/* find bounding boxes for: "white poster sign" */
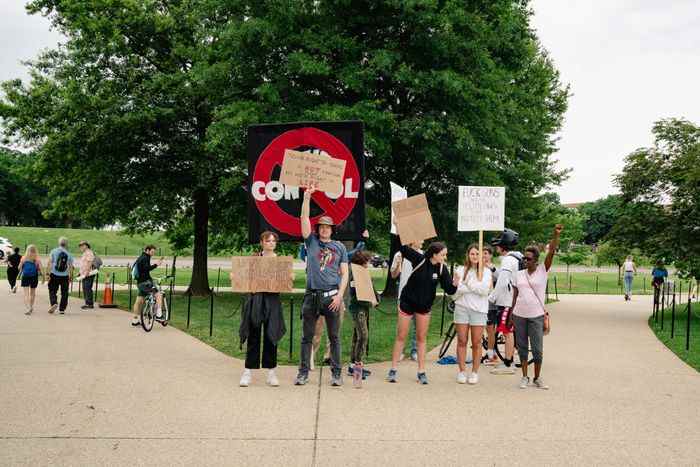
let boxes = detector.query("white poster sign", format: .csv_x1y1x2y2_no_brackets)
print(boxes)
390,181,408,234
457,186,505,232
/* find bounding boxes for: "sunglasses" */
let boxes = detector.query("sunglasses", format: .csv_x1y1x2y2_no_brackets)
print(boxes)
524,257,537,262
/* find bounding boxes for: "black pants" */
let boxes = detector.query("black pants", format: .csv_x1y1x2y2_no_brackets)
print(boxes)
83,275,95,306
7,268,19,289
48,274,69,311
299,291,341,375
245,319,277,369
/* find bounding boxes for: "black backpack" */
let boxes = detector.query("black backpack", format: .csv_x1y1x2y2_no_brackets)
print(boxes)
55,251,69,272
508,252,526,271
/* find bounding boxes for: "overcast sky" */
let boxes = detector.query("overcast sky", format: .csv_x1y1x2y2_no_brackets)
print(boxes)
2,1,699,204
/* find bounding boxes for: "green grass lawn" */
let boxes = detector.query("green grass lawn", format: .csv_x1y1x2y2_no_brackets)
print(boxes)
98,289,454,366
649,298,700,371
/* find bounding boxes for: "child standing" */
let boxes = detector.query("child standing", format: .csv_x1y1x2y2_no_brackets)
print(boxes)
348,251,379,385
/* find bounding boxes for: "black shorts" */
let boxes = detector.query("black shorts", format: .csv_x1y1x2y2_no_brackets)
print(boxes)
137,281,155,297
21,275,39,289
487,307,498,326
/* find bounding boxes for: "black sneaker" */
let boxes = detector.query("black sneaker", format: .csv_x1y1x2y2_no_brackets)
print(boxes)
323,357,332,365
81,305,94,310
362,368,372,380
347,365,355,376
294,372,309,386
330,372,343,387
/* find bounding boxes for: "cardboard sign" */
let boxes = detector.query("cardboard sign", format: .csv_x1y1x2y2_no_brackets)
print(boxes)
457,186,505,232
390,181,408,234
392,193,437,246
230,256,294,293
351,263,377,306
279,149,347,194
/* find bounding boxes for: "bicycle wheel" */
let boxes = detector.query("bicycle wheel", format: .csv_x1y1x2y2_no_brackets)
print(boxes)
141,299,155,332
438,322,456,358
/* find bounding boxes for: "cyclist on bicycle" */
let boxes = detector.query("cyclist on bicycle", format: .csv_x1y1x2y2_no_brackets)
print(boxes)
131,245,164,326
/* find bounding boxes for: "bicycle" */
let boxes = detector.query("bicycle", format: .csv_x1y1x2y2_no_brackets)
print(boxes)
140,276,173,332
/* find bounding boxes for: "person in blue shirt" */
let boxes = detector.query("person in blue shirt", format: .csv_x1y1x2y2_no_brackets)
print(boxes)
651,260,669,290
47,237,74,315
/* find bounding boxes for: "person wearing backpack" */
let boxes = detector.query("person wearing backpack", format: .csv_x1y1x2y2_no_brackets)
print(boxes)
78,241,100,310
510,224,562,390
47,237,74,315
131,245,163,326
18,245,44,315
386,235,459,385
488,228,523,375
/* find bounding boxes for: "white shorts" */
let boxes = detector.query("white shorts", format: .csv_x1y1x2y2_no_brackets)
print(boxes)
453,305,487,326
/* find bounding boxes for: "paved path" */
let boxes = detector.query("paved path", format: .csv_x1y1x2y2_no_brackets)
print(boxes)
2,288,699,466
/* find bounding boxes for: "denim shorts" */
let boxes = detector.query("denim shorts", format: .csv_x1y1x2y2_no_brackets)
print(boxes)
453,305,487,326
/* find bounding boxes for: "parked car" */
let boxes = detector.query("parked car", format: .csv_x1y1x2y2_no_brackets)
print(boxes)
0,237,14,262
370,254,389,268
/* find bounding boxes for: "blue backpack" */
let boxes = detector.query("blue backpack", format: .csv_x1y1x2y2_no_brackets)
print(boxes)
22,260,38,277
131,262,139,281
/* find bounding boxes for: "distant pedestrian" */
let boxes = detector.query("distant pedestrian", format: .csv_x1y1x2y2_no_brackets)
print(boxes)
6,247,21,293
47,237,74,315
19,245,44,315
78,241,97,309
623,255,637,301
651,260,668,290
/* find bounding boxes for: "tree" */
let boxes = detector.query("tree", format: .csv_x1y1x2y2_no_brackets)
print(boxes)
0,148,53,226
595,240,628,285
612,118,700,281
1,1,568,296
558,244,590,276
579,195,623,245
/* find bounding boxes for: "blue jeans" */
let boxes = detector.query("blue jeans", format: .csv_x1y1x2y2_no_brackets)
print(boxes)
624,272,634,295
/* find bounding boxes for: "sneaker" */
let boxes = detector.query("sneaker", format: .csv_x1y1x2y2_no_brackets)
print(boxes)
131,318,141,326
48,304,57,314
491,363,515,375
267,370,280,387
239,369,252,387
155,307,163,319
519,376,530,389
410,350,418,361
386,368,398,383
81,305,94,310
533,377,549,390
323,357,332,366
12,286,17,293
347,365,355,376
417,372,429,385
24,307,32,316
330,373,343,387
484,356,499,366
456,372,467,384
59,310,65,315
294,372,309,386
310,348,316,371
468,372,479,385
361,368,371,380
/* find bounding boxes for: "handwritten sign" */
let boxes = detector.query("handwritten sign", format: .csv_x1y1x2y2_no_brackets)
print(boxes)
457,186,505,232
279,149,347,194
390,181,408,234
351,264,377,306
392,193,437,245
230,256,294,293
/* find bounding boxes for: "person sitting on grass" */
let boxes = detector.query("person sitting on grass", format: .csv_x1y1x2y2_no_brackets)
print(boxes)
347,250,379,381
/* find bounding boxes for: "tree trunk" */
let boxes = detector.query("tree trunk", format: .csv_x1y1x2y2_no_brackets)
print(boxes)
382,234,401,298
617,264,622,286
188,188,210,296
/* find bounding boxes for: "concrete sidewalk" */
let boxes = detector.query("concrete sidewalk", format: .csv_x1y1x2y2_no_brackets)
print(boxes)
2,288,700,466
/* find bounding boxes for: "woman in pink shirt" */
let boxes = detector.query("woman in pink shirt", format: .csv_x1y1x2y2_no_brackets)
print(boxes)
509,224,562,390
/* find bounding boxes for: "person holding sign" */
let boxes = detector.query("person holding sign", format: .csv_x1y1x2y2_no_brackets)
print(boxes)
294,187,349,387
238,231,287,387
509,225,562,390
347,251,379,384
452,244,493,384
387,236,458,385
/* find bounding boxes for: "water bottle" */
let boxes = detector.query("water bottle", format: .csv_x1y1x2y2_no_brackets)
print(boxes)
353,362,362,388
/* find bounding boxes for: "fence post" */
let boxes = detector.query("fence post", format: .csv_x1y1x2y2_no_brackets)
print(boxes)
671,284,676,338
685,295,691,352
545,279,549,302
95,272,100,302
186,293,192,329
209,288,214,337
643,277,646,293
289,297,294,360
554,275,559,300
595,275,599,293
659,284,665,324
104,246,107,256
569,274,572,292
216,267,221,293
128,263,133,312
661,287,665,330
169,280,174,319
123,246,126,256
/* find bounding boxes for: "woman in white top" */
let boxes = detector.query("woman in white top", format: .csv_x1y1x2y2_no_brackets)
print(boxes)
452,243,492,384
623,255,636,301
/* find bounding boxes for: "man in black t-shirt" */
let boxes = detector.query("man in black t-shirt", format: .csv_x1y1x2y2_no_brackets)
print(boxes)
6,247,21,293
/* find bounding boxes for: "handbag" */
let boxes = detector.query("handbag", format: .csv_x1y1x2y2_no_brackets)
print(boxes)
525,271,550,335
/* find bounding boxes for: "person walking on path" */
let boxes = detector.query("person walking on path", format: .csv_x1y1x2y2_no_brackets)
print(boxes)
651,260,668,292
510,224,562,390
347,251,379,382
131,245,163,326
390,240,423,362
452,243,492,385
239,231,287,387
6,247,21,293
387,236,458,385
78,241,97,309
47,237,74,315
18,245,44,315
623,255,637,301
483,246,500,366
489,228,523,375
294,187,349,387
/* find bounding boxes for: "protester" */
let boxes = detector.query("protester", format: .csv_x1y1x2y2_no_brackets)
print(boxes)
651,260,668,292
295,187,349,387
131,245,163,326
488,228,523,375
239,231,287,387
18,245,44,315
387,236,458,384
47,237,74,315
390,240,423,362
623,255,637,301
347,250,379,382
483,246,500,366
510,224,562,390
6,247,21,293
452,244,492,384
78,241,97,309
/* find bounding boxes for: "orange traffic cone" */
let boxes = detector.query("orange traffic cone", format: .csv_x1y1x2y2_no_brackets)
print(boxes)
99,273,118,308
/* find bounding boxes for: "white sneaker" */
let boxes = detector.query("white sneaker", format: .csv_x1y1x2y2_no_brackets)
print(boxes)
533,377,549,390
456,372,467,384
491,363,515,375
468,372,479,385
239,369,252,387
48,304,57,314
267,369,279,387
24,305,32,315
310,348,316,371
519,376,530,389
156,307,163,319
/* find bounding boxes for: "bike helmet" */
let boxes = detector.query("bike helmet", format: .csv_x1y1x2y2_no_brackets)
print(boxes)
491,228,519,249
